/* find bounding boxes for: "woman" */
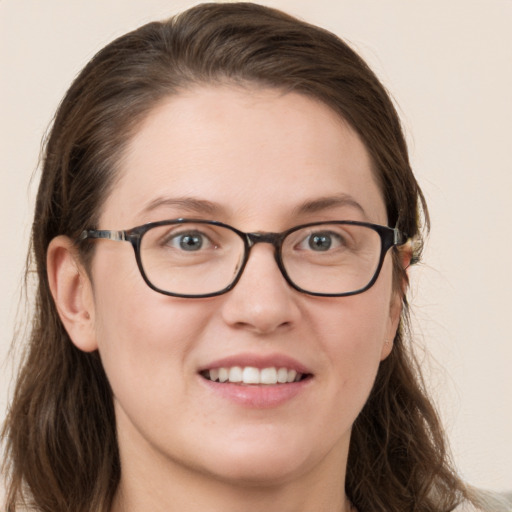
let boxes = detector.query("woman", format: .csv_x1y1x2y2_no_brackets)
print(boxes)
1,3,508,511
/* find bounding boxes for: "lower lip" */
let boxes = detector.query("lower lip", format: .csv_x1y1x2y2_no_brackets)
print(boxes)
199,376,311,408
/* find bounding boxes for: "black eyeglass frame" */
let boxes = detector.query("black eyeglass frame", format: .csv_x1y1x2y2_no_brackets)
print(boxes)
78,219,407,299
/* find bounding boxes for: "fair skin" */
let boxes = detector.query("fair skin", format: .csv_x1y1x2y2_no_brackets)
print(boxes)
48,86,407,512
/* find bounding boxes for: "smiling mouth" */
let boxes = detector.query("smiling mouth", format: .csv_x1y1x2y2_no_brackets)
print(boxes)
200,366,310,385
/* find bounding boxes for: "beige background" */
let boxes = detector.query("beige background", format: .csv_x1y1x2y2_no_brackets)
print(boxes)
1,0,511,493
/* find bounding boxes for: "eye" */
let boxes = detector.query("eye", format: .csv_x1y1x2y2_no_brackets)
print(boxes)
166,230,213,251
298,230,345,252
309,232,336,251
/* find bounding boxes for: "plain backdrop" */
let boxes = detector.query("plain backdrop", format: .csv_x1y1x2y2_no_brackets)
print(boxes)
1,0,511,494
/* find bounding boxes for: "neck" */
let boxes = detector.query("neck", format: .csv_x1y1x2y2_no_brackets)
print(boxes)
111,474,354,512
110,425,353,512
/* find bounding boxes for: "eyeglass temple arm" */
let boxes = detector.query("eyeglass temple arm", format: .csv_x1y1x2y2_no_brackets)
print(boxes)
393,227,408,246
78,229,128,242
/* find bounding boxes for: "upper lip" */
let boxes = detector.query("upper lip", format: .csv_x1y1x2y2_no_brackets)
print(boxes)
198,353,312,374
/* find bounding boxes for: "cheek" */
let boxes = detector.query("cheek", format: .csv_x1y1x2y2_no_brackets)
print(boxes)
89,249,210,408
308,267,395,396
313,290,392,358
320,305,384,392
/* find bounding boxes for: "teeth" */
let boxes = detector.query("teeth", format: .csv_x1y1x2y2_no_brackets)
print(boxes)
228,366,242,383
243,367,260,384
277,367,288,383
205,366,304,385
260,367,277,385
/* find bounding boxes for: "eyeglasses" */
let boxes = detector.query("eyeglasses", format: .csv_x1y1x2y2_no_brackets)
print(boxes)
78,219,406,298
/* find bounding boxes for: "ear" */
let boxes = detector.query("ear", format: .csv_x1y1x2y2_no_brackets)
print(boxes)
380,243,413,360
47,235,98,352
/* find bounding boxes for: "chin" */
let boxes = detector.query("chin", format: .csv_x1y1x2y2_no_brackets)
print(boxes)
208,456,310,488
193,434,324,487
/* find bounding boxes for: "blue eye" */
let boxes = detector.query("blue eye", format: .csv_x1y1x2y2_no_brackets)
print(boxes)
308,232,334,251
177,233,203,251
303,231,345,252
167,231,210,251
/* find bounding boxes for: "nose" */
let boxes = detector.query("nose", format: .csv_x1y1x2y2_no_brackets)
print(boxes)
220,243,301,335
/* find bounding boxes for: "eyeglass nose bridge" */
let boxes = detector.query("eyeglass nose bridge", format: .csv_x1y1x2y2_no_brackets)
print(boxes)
245,231,285,248
240,231,289,281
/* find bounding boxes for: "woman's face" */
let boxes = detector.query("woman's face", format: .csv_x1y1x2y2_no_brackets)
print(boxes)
81,86,401,488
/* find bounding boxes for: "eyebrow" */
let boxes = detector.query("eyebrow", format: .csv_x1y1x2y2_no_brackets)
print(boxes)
294,194,367,217
139,193,367,220
140,196,222,217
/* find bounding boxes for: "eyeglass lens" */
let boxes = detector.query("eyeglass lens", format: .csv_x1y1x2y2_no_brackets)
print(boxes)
139,222,383,296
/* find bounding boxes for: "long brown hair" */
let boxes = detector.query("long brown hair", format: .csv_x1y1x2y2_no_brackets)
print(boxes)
1,3,487,511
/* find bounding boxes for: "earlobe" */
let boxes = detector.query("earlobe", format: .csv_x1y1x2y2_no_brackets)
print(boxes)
381,297,401,361
380,338,393,360
47,236,98,352
381,244,412,361
380,287,402,360
399,242,413,276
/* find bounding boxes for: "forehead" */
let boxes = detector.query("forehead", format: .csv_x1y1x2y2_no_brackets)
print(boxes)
102,85,386,229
